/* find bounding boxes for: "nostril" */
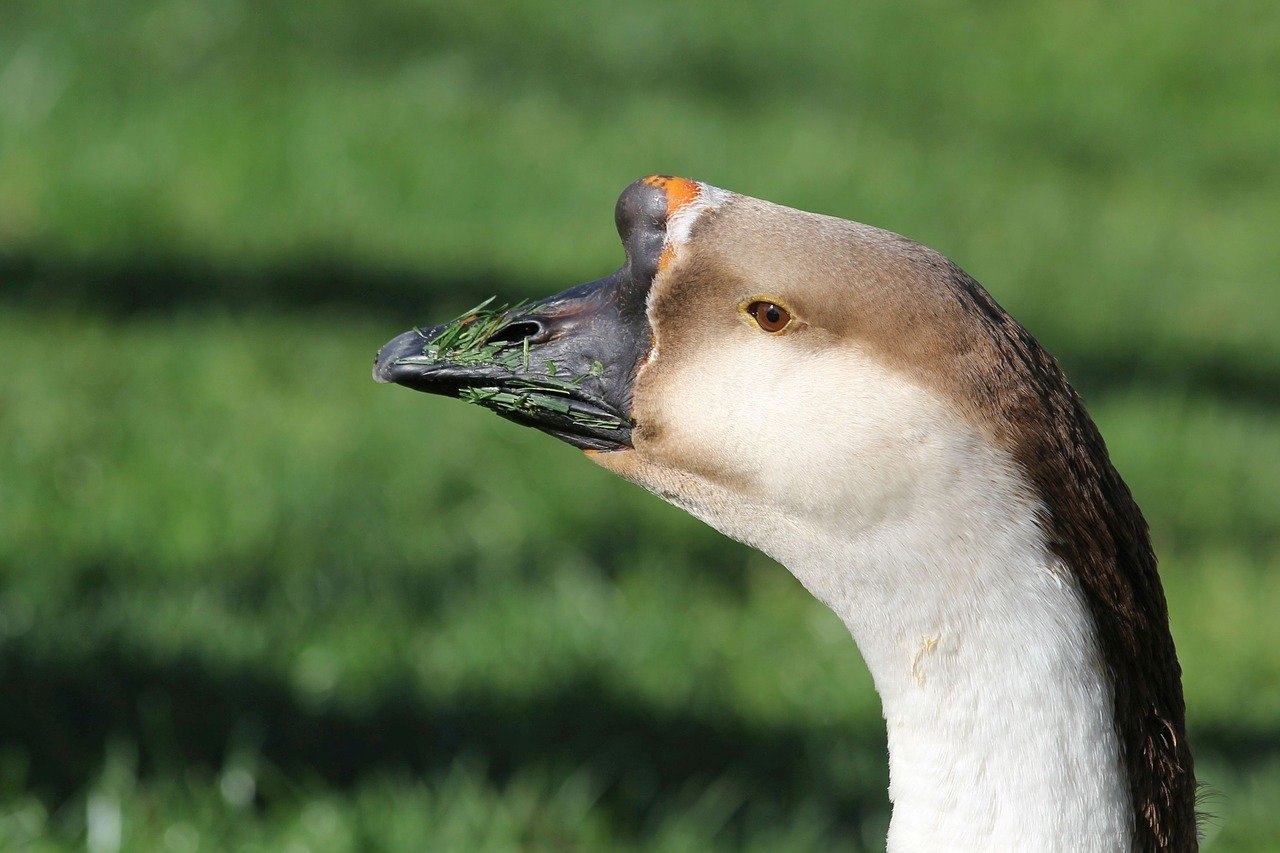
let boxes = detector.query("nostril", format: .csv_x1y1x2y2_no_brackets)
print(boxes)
485,319,544,346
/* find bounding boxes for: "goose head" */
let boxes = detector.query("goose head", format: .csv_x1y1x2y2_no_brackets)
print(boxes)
374,176,1197,850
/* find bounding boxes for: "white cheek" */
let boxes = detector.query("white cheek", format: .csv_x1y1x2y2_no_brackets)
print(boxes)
648,337,953,532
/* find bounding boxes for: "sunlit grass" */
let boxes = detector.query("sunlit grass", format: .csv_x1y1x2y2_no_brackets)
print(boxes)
1,309,1276,848
2,0,1277,847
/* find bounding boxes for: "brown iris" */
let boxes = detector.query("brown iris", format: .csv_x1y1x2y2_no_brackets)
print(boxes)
748,301,791,333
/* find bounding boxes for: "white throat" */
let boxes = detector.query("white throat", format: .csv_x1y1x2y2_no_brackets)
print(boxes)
808,484,1134,852
626,350,1133,850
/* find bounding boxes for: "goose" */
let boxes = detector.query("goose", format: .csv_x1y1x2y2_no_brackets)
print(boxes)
373,175,1197,851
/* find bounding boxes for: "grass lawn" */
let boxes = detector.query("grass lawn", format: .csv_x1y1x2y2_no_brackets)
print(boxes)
2,1,1278,849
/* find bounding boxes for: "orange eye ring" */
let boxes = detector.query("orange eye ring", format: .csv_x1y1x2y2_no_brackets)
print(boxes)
747,300,792,333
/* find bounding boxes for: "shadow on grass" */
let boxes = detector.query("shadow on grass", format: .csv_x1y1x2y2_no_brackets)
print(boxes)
4,250,1278,409
0,638,887,843
0,251,545,321
1191,722,1280,773
1,636,1271,842
1060,350,1280,413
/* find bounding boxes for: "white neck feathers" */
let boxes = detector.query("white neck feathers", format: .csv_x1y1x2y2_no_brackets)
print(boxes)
809,448,1133,851
620,349,1134,850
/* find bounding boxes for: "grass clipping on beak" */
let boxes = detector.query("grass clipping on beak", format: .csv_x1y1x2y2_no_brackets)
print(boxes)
396,298,628,433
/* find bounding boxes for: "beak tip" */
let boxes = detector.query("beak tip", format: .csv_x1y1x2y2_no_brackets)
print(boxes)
373,329,431,385
372,350,396,384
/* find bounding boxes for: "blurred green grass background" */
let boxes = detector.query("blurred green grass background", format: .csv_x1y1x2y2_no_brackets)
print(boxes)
2,1,1278,849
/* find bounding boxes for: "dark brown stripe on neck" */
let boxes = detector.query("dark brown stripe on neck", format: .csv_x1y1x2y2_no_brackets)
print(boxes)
941,261,1198,851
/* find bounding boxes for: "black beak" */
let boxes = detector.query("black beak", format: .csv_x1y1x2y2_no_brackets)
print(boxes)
373,273,651,451
374,177,675,452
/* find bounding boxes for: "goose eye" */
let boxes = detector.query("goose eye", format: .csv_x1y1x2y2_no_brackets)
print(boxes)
748,301,791,333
